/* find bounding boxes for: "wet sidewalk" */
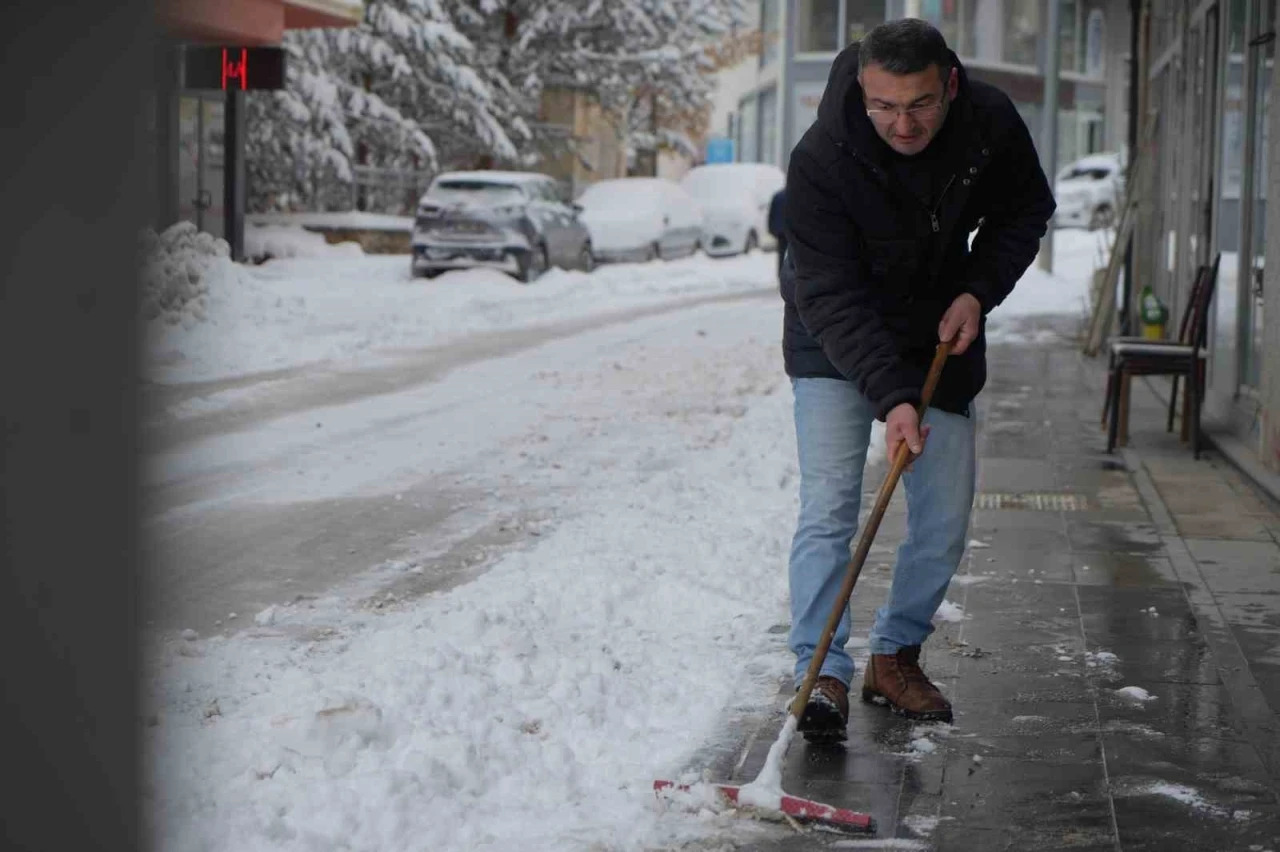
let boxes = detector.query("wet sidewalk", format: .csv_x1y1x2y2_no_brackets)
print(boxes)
699,316,1280,850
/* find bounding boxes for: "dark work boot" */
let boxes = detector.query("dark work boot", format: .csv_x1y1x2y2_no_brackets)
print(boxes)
861,646,953,723
796,675,850,743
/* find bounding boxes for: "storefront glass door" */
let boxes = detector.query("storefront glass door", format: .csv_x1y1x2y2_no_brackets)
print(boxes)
176,94,225,237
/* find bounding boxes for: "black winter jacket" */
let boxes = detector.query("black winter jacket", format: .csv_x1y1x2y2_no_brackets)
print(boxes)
781,46,1055,420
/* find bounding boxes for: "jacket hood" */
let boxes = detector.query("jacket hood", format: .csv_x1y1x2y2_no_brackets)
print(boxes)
816,43,973,162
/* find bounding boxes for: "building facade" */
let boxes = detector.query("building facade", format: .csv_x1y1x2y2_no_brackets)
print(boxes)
537,87,629,196
153,0,363,254
717,0,1130,177
1130,0,1278,473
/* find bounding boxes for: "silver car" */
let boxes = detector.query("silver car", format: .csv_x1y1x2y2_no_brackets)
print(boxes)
411,171,594,282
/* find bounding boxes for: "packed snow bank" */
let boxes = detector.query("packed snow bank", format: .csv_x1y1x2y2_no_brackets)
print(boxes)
248,211,413,232
245,225,364,263
143,220,1101,388
140,223,247,326
142,224,312,381
144,248,776,385
143,301,799,851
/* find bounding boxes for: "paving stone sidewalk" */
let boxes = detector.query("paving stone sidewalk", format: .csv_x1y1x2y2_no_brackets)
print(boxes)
686,316,1280,851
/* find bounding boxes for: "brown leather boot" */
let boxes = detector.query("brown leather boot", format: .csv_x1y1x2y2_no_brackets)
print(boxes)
796,675,849,743
861,646,953,723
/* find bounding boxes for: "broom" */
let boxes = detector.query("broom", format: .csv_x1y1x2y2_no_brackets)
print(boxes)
654,341,953,834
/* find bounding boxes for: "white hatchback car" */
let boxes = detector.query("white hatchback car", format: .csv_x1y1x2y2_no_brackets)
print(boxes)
680,163,786,257
1054,153,1126,230
576,178,704,263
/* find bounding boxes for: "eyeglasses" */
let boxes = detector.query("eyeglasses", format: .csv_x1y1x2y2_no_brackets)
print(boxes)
865,100,945,123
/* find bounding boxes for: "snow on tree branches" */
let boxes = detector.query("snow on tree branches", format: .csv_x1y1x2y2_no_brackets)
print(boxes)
247,0,751,211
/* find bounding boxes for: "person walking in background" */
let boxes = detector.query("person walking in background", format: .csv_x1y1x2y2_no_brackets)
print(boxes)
768,187,788,283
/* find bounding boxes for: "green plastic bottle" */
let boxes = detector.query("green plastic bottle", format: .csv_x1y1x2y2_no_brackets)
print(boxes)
1139,286,1168,338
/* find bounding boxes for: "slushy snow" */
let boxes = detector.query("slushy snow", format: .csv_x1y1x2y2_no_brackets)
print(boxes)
244,224,365,262
143,294,801,852
1116,686,1157,702
142,222,1105,851
933,600,966,623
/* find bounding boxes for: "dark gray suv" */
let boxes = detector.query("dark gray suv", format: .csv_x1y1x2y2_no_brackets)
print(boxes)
411,171,594,282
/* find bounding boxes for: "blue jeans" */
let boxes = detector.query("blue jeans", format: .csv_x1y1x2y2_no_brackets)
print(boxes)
788,377,977,688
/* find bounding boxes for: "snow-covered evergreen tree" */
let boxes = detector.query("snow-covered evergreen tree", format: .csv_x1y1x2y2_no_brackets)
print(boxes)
247,0,528,210
247,0,750,210
476,0,750,163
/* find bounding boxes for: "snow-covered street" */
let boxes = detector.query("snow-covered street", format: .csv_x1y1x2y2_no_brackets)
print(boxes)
142,229,1106,852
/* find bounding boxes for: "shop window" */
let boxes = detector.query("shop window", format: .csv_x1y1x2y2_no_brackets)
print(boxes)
1084,7,1106,76
845,0,885,43
917,0,979,62
761,0,781,66
739,94,760,163
1003,0,1041,67
1060,0,1081,73
759,87,778,166
797,0,840,53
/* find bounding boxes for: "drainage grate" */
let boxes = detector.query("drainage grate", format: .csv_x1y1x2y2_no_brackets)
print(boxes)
974,492,1090,511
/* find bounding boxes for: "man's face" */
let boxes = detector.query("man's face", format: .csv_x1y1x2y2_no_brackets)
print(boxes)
860,63,958,156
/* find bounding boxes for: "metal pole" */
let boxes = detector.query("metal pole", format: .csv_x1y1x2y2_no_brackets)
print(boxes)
1038,0,1062,273
224,88,245,262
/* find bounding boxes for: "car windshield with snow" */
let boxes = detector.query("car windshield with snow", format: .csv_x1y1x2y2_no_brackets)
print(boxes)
411,171,594,283
576,178,703,263
425,180,526,208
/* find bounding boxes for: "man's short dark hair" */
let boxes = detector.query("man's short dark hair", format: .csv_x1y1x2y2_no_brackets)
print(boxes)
858,19,952,81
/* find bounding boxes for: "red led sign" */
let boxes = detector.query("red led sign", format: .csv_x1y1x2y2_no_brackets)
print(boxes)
222,48,247,90
184,46,286,91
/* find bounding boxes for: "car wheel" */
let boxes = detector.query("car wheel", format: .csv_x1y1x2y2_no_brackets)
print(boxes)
518,244,548,283
579,244,596,273
412,267,441,279
1089,204,1115,231
744,230,759,254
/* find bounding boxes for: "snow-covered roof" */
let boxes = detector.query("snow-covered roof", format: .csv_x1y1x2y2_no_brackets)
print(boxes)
434,171,554,186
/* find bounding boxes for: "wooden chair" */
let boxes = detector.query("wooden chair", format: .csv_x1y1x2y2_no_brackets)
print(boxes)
1103,253,1221,459
1099,263,1205,431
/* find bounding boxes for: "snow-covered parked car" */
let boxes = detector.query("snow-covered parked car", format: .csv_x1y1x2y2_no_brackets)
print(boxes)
1054,153,1126,230
411,171,594,282
576,178,704,263
680,163,786,257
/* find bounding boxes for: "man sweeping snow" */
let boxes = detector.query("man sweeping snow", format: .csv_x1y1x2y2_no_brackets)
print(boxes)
780,19,1054,739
